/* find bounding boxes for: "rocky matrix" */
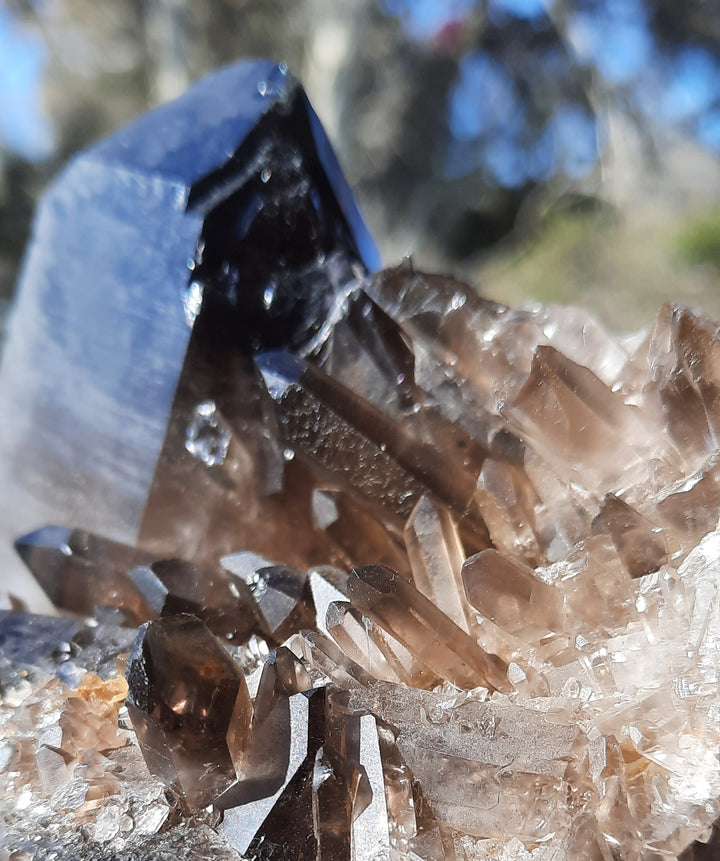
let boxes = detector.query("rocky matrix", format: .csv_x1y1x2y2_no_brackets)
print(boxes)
4,263,720,859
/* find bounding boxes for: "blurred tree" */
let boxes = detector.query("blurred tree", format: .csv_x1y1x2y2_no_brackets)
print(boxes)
2,0,720,302
0,152,42,307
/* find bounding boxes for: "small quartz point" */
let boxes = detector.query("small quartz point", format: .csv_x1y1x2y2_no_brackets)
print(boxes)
375,721,418,853
223,559,312,642
474,458,545,566
592,494,667,578
461,549,565,641
653,453,720,546
548,534,634,632
128,557,259,640
219,655,296,809
323,583,438,688
347,564,510,692
285,630,375,690
326,601,404,684
218,689,326,858
274,644,315,695
318,288,418,419
363,264,523,402
312,709,370,861
328,602,439,689
309,565,349,639
503,345,646,488
649,306,720,462
404,495,471,632
15,525,154,625
125,614,252,809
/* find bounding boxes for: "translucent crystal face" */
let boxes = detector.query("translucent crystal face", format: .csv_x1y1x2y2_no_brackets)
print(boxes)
7,265,720,860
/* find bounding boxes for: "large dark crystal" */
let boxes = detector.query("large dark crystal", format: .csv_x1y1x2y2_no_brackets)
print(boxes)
0,59,379,602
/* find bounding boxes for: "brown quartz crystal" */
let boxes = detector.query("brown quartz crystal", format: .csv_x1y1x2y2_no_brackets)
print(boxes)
11,266,720,860
125,615,252,809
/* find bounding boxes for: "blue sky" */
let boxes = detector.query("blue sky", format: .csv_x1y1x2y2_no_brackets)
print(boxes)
0,5,52,161
383,0,720,184
2,0,720,185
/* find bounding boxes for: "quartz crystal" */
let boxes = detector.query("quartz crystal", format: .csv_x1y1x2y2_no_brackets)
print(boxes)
5,60,720,861
125,614,252,809
0,59,379,606
15,525,153,625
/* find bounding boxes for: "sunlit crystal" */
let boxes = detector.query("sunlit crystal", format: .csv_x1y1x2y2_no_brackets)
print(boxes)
5,59,720,861
185,400,232,466
125,615,252,809
15,526,154,626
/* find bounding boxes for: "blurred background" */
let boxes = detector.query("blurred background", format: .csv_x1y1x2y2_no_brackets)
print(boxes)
2,0,720,332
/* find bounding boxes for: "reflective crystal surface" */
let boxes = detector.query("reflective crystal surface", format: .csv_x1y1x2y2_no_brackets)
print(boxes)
15,526,154,626
125,615,252,809
5,59,720,861
222,560,312,642
0,58,379,606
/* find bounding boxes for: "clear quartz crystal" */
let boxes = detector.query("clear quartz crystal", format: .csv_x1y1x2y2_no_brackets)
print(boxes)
404,495,472,632
185,400,232,467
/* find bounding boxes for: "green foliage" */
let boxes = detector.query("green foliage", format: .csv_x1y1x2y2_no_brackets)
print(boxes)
676,213,720,272
477,202,720,332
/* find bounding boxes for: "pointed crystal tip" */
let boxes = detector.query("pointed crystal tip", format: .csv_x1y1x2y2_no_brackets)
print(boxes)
255,351,305,399
15,525,74,560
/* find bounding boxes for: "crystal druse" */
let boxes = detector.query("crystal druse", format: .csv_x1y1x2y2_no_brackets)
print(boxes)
2,60,720,861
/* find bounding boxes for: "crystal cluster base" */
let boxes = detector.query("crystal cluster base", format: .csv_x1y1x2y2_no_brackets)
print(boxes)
5,267,720,860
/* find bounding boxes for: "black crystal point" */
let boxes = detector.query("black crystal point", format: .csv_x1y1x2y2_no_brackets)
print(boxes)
189,86,372,353
0,60,379,591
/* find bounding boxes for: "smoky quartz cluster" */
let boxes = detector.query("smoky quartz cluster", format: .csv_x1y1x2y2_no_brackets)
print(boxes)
2,60,720,861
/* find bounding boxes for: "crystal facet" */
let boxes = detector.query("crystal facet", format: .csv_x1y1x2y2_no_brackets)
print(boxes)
0,59,379,603
125,614,252,809
6,58,720,861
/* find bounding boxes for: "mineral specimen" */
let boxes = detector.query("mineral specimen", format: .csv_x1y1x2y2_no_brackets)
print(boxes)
0,58,380,606
4,60,720,861
125,614,252,809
